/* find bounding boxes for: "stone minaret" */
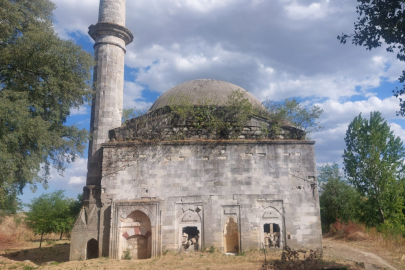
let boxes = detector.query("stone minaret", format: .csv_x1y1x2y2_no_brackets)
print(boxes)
70,1,133,260
87,0,133,186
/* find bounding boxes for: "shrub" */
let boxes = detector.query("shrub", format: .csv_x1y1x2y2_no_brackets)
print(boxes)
261,247,322,270
329,220,368,241
123,249,132,260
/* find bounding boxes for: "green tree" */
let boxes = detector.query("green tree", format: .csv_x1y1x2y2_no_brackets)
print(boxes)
318,163,361,230
263,98,323,136
343,111,405,226
25,190,81,247
0,0,93,212
338,0,405,115
122,108,147,124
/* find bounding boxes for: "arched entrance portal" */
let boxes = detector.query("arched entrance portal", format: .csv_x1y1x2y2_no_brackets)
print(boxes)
224,217,239,253
87,239,99,259
178,210,202,252
121,211,152,260
261,207,283,249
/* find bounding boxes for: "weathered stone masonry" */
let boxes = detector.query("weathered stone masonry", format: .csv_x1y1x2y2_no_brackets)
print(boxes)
70,0,322,261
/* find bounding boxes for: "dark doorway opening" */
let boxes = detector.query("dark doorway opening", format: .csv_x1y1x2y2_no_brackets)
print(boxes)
87,239,99,259
264,224,271,233
182,227,200,251
263,223,281,248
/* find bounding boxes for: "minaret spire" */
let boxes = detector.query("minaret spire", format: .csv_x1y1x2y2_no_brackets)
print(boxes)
87,0,133,185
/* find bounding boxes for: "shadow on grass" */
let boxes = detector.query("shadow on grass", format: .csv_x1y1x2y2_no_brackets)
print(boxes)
1,242,70,266
260,259,353,270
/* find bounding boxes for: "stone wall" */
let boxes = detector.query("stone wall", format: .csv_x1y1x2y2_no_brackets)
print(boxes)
110,109,306,142
96,140,321,258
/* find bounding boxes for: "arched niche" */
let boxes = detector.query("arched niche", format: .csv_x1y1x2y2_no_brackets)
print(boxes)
224,217,239,254
261,207,283,249
120,210,152,260
178,210,202,252
87,239,99,259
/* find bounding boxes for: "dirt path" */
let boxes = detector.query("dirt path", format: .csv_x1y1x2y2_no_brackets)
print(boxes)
323,238,401,270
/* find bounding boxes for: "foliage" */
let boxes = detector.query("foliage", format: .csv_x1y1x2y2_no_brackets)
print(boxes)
121,92,321,142
318,163,361,230
329,220,368,241
25,190,82,248
338,0,405,115
343,111,405,226
122,108,147,124
261,247,321,270
170,90,256,139
262,98,323,136
123,249,132,260
0,0,93,213
0,191,21,219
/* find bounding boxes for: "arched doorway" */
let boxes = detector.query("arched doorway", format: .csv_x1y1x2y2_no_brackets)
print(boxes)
87,239,99,259
261,207,283,248
121,210,152,260
178,210,202,252
224,217,239,253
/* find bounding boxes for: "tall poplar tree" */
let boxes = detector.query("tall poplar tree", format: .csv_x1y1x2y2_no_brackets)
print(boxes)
343,112,405,226
0,0,93,212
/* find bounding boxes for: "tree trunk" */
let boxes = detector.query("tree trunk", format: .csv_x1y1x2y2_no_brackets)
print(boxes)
379,206,385,224
40,232,44,249
60,231,63,240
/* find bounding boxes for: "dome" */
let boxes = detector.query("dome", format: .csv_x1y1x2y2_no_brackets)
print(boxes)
149,79,263,112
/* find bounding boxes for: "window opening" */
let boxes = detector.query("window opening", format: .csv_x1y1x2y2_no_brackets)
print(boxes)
182,227,200,251
263,223,281,248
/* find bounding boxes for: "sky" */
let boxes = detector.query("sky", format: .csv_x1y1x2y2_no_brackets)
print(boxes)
19,0,405,204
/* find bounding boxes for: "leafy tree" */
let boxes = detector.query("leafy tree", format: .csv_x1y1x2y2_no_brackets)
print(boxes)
25,190,81,247
343,111,405,226
122,108,147,124
318,163,361,230
262,98,323,135
338,0,405,115
0,0,93,212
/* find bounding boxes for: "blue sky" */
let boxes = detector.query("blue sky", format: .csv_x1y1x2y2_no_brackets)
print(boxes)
19,0,405,204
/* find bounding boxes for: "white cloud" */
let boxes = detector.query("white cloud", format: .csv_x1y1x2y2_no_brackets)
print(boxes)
70,106,88,116
49,158,88,190
68,176,86,185
123,81,153,109
285,1,328,20
313,96,405,165
52,0,405,104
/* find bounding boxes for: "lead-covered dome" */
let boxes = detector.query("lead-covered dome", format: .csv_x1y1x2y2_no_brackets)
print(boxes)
149,79,263,112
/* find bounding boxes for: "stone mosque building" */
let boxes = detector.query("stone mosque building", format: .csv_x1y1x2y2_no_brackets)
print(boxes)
70,0,322,261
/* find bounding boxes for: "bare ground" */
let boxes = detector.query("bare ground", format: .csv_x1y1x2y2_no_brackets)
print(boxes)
0,238,403,270
322,238,403,270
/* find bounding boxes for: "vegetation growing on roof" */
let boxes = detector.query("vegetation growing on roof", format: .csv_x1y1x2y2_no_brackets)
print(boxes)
119,90,323,142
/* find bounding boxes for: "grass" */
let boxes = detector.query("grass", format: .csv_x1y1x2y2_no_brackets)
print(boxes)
328,220,405,253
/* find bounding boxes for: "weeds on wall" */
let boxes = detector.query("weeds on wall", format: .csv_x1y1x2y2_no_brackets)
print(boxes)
118,90,317,142
123,249,132,260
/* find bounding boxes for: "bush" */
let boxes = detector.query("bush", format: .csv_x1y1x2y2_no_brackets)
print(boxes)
123,249,131,260
261,247,322,270
329,220,368,241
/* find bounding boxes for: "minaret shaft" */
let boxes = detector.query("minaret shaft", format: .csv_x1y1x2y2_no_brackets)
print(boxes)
87,0,133,185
